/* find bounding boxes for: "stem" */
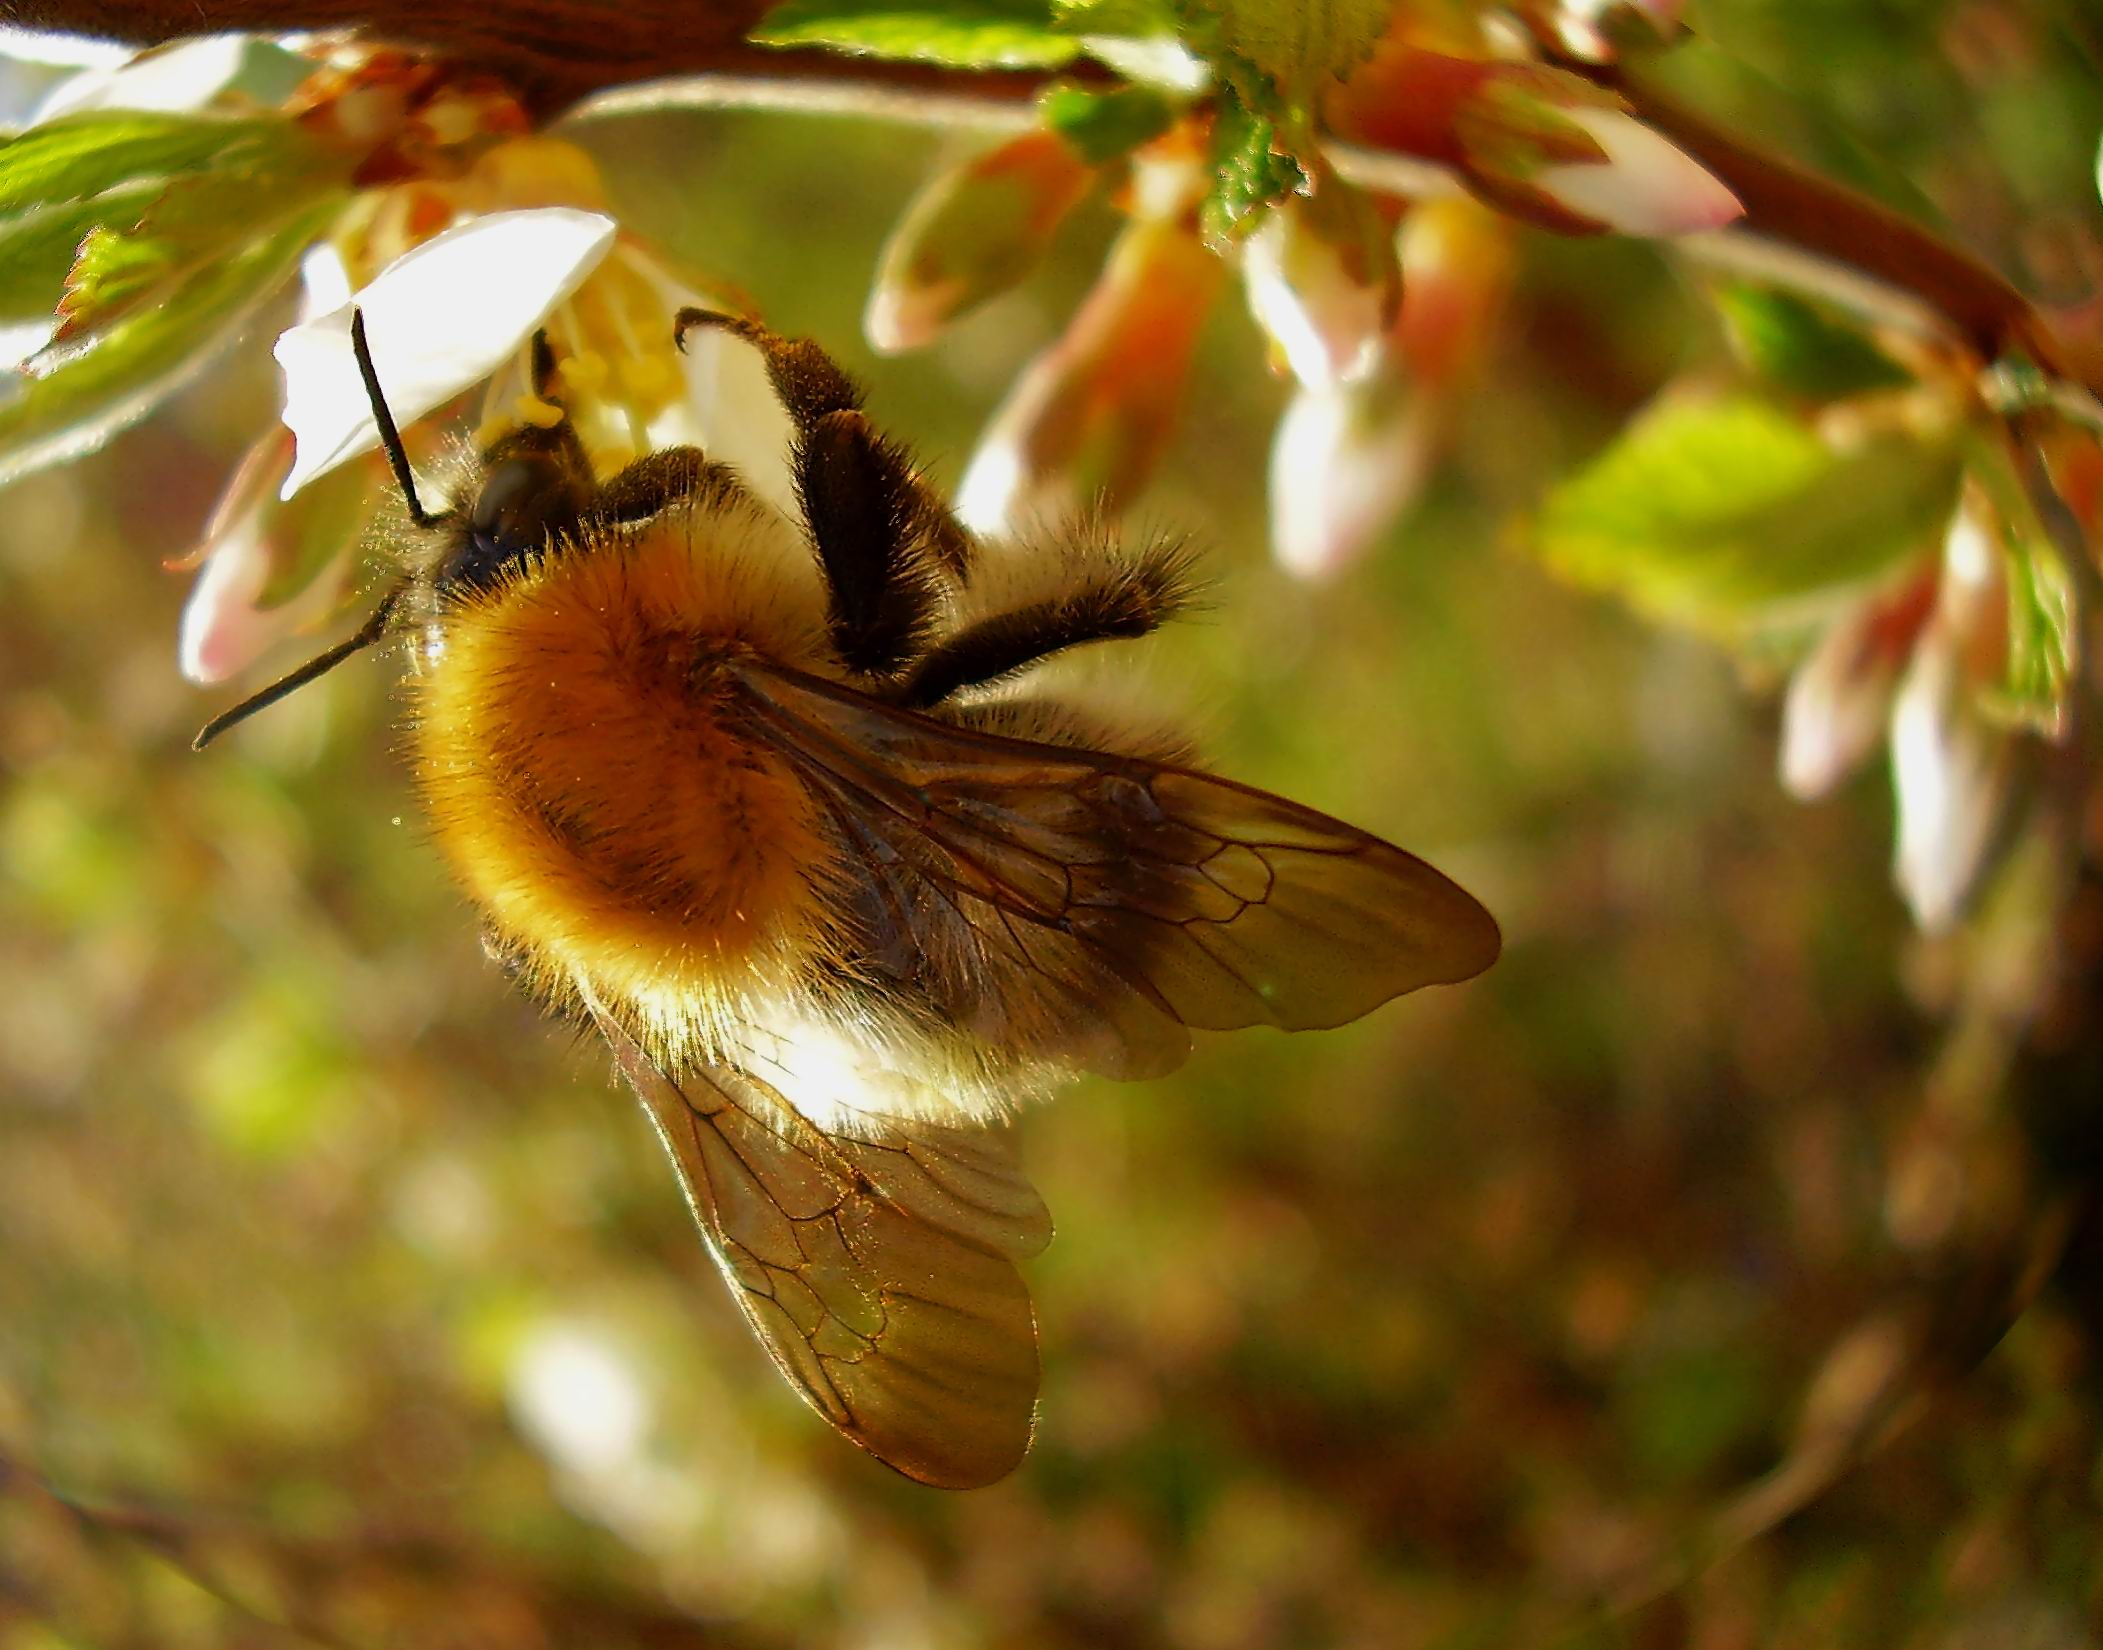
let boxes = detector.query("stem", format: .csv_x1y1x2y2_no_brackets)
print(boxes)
7,0,2098,404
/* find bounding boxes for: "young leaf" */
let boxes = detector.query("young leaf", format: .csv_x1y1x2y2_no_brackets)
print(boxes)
1038,83,1176,165
750,0,1082,67
1713,284,1912,402
1536,395,1961,637
1990,532,2075,739
0,194,343,487
0,111,316,216
54,157,341,341
1173,0,1391,105
0,182,160,320
1201,84,1303,245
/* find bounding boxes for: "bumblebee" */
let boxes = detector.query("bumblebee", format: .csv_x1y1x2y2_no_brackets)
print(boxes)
197,310,1500,1487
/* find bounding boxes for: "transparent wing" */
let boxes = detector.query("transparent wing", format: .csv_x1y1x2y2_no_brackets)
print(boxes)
587,999,1051,1489
735,661,1502,1081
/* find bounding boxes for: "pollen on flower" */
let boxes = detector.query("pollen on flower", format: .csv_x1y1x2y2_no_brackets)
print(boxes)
616,354,676,401
562,351,611,393
516,395,567,429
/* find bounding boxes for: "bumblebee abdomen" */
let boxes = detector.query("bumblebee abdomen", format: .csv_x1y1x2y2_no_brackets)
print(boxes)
409,504,837,1066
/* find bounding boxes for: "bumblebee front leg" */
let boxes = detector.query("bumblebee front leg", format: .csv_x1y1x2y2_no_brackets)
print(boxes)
675,310,971,676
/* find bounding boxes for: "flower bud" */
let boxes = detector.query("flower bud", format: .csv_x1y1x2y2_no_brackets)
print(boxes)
178,430,364,685
1327,46,1739,238
1778,567,1937,801
1530,0,1687,62
1241,195,1390,390
1889,501,2012,931
1392,197,1513,390
1269,362,1432,578
866,129,1095,355
958,196,1224,535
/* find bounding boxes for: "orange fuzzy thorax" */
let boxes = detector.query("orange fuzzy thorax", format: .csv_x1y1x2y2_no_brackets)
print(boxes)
409,498,836,1069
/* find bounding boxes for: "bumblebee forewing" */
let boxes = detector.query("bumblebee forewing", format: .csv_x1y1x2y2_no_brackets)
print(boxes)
733,661,1501,1079
587,997,1047,1489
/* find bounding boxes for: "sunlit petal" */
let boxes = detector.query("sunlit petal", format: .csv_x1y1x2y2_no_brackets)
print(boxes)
1533,107,1741,237
669,307,801,522
1778,570,1936,801
959,206,1222,536
1242,198,1388,390
275,207,616,498
32,33,251,119
1890,621,2009,933
866,129,1093,355
180,431,357,684
1269,367,1431,579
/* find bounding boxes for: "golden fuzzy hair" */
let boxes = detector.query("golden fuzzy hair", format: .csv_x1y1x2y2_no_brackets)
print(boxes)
408,492,838,1074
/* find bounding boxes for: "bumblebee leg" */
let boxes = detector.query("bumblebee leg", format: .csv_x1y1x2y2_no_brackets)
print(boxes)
588,446,746,526
676,309,965,673
898,538,1196,709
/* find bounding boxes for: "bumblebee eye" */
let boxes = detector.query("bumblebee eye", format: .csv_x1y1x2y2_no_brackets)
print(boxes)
448,455,585,590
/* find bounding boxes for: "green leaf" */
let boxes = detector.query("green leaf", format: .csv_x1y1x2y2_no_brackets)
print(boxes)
54,153,340,340
1200,83,1303,245
1714,284,1912,402
1038,83,1176,165
0,111,314,216
1052,0,1178,35
1536,396,1961,637
0,193,344,488
0,182,160,321
750,0,1081,67
1173,0,1389,104
1991,531,2075,739
1964,442,2078,740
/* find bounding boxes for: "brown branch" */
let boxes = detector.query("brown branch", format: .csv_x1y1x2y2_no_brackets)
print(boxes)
1596,64,2102,398
4,0,2098,405
0,0,1063,112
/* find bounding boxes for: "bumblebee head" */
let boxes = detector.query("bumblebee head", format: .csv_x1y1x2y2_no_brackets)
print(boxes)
440,420,596,594
193,309,589,750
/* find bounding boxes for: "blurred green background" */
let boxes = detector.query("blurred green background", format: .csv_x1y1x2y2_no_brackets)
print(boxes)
3,4,2102,1645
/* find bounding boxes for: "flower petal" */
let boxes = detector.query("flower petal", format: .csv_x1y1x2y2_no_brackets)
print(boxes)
275,207,616,499
1890,620,2009,933
670,313,801,523
1534,107,1741,237
32,34,252,120
1242,198,1388,390
866,129,1093,355
181,430,360,684
1778,569,1937,801
1269,366,1431,579
958,208,1223,536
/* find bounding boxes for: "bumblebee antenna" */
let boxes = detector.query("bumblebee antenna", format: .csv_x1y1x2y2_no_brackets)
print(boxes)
191,579,409,751
351,308,438,530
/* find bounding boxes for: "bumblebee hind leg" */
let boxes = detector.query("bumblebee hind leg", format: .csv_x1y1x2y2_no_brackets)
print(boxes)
898,535,1198,709
675,310,971,675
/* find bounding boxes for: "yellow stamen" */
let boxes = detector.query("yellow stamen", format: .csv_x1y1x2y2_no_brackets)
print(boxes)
516,395,566,429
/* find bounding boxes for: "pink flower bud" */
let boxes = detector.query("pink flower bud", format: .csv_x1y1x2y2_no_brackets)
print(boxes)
958,205,1224,535
1531,0,1687,62
866,129,1095,355
1888,501,2012,932
1327,46,1739,238
1241,196,1390,390
178,430,364,686
1530,106,1740,237
1778,567,1937,801
1391,197,1514,391
1269,362,1433,579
